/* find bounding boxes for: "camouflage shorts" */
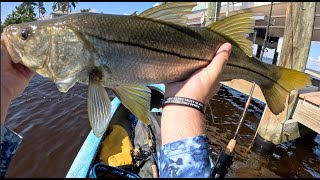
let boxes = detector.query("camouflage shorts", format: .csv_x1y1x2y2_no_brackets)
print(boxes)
1,126,23,178
158,134,212,178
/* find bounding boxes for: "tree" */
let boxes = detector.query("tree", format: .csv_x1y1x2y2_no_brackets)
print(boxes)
52,2,60,12
1,24,5,33
52,2,78,14
37,2,46,17
19,3,36,23
52,2,65,14
1,3,36,32
67,2,78,13
80,8,91,13
21,2,37,18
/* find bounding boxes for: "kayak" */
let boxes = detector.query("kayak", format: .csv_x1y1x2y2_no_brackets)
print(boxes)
66,84,165,178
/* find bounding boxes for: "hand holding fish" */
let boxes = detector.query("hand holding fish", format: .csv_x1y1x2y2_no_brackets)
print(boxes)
161,43,232,145
1,39,34,101
1,38,34,125
164,43,232,104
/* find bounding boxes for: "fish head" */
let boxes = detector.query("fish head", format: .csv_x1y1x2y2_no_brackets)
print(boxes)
2,20,92,92
2,22,50,70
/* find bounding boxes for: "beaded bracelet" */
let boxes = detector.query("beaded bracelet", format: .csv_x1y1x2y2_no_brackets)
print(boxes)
161,96,205,114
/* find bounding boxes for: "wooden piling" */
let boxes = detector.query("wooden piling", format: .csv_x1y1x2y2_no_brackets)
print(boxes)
257,2,317,144
205,2,221,26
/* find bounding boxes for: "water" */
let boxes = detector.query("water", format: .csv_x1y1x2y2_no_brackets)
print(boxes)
4,75,320,178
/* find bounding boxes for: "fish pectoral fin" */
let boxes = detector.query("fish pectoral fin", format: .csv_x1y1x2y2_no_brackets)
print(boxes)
55,76,78,93
138,2,197,26
112,84,151,124
208,12,254,57
88,79,112,137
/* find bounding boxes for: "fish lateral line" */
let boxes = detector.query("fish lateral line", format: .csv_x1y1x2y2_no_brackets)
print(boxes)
83,32,211,62
226,62,288,93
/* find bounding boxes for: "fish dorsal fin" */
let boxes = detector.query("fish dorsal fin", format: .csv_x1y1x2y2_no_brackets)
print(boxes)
131,11,138,16
88,79,112,137
208,12,255,57
112,84,151,125
138,2,197,25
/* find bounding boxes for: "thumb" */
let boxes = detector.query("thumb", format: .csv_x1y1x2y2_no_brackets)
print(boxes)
205,43,232,85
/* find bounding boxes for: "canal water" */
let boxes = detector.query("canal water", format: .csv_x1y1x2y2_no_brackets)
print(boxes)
4,75,320,178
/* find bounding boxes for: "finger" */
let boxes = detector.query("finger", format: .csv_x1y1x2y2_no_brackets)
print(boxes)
14,62,35,81
1,40,13,69
205,43,232,85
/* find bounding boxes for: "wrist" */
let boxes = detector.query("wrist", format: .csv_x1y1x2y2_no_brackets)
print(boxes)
161,103,205,145
164,86,208,104
162,96,205,114
1,85,12,126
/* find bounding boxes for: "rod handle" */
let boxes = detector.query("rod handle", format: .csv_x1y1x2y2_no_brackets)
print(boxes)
151,164,159,178
225,139,236,155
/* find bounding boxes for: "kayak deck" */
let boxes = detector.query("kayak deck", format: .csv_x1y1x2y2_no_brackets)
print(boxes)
66,84,165,178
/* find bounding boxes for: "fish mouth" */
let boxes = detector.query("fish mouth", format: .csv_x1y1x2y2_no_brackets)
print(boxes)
2,27,23,64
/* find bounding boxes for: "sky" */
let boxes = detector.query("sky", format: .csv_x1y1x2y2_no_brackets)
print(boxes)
1,2,319,72
1,2,159,21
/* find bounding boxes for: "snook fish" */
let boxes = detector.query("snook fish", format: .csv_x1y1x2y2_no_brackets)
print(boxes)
1,2,311,137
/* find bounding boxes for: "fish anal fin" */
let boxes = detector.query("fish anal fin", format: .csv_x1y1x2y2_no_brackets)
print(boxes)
88,79,112,137
208,12,255,57
112,84,151,124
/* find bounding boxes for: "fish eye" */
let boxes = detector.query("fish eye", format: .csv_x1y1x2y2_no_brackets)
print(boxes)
20,29,29,40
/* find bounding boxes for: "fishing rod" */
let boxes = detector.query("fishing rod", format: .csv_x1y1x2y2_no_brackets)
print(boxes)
211,83,256,178
147,124,159,178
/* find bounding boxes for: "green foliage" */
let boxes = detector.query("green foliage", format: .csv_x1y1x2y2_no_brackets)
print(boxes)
80,8,91,13
37,2,46,17
1,24,5,33
21,2,37,20
1,2,37,32
52,2,78,14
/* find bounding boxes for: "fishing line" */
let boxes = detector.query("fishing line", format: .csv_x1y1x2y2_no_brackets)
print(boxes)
260,1,274,61
246,112,262,153
207,99,216,125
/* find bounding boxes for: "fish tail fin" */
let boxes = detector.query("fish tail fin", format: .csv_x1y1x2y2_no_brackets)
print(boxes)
257,60,311,114
208,13,311,114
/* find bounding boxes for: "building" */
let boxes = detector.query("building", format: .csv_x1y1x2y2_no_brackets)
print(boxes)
186,2,320,66
37,9,96,20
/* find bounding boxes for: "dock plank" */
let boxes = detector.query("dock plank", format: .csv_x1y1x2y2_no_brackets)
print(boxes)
293,99,320,133
222,80,320,136
299,91,320,106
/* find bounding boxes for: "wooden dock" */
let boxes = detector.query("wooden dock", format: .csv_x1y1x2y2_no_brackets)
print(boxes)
219,2,319,145
218,2,320,42
305,70,320,90
222,80,320,134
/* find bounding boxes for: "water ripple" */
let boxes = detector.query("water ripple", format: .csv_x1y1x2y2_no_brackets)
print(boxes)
3,76,319,178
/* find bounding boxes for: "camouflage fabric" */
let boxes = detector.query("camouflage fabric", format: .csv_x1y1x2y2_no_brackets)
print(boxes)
1,126,23,178
158,134,211,178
